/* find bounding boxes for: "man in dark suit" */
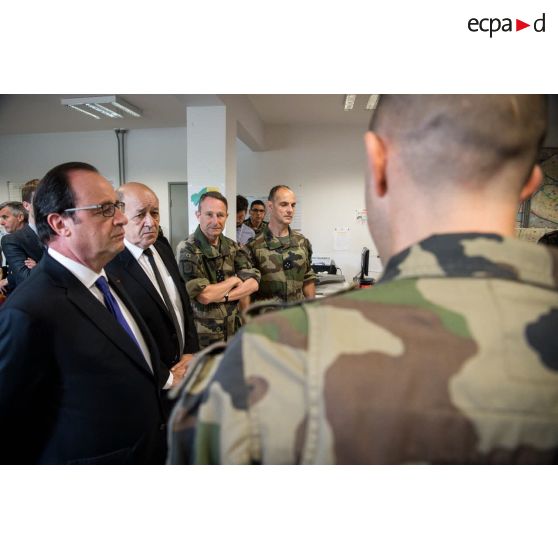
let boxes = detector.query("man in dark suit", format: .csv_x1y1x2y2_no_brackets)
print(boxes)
0,162,167,464
1,179,45,290
106,182,199,406
0,201,27,295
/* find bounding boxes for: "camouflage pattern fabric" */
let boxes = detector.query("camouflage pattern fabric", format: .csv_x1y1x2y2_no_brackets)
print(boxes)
171,233,558,464
178,226,260,349
246,225,316,303
243,218,268,236
167,342,227,464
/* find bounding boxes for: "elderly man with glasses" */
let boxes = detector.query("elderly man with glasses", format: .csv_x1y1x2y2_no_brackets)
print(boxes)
0,162,168,464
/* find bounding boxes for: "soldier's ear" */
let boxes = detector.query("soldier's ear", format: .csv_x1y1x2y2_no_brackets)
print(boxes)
364,131,388,198
519,164,543,202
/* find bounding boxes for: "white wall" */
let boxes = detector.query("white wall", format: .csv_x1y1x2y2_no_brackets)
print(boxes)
237,124,382,281
0,127,187,233
0,124,374,280
0,130,117,200
236,105,558,282
125,127,187,230
5,105,554,281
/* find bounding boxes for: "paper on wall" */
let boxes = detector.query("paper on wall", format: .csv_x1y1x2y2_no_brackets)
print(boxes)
333,227,351,251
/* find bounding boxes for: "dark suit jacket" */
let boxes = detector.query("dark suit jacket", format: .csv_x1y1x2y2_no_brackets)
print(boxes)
0,253,167,464
1,224,45,290
106,239,199,383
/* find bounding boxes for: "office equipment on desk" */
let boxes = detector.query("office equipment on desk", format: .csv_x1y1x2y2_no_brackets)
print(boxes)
311,256,338,275
316,272,345,285
315,276,352,298
312,256,348,297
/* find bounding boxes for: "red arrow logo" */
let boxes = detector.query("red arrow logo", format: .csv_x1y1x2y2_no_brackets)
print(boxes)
516,19,530,31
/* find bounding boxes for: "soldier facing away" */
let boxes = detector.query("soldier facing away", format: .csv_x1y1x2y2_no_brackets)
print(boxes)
178,191,260,349
170,95,558,464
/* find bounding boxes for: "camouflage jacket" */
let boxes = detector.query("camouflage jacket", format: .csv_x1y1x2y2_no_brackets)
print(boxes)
178,226,260,349
245,225,316,303
243,218,268,236
169,233,558,464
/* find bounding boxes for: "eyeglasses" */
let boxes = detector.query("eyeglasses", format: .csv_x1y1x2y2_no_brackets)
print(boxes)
64,201,125,218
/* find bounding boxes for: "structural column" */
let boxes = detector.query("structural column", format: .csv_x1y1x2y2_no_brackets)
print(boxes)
186,105,237,237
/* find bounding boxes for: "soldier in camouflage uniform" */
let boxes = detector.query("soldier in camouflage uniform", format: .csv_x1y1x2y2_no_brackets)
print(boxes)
178,191,260,349
245,185,316,303
169,95,558,464
243,199,267,235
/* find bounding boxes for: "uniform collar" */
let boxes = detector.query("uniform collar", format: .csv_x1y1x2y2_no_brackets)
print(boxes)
380,233,558,291
194,225,231,258
264,224,294,250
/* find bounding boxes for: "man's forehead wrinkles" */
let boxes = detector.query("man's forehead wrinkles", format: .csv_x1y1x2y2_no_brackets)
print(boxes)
91,197,117,206
75,183,117,203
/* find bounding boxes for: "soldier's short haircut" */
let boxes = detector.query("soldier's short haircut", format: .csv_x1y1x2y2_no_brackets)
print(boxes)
21,179,40,204
538,230,558,247
198,191,228,211
250,199,265,210
0,201,28,222
34,162,98,243
268,185,292,201
236,195,249,213
369,95,548,190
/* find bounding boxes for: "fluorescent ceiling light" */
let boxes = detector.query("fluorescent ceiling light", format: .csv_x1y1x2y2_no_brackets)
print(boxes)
366,95,380,110
110,99,142,117
344,94,357,111
67,105,101,120
61,96,143,119
85,103,123,118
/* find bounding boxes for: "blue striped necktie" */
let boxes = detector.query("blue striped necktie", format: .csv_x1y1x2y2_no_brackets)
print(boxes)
95,276,141,350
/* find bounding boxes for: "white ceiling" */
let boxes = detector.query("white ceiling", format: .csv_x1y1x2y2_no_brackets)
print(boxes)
0,94,373,135
248,95,374,126
0,94,216,135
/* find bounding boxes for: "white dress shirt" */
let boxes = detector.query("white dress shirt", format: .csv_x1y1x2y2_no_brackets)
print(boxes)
236,223,256,245
124,239,186,344
48,247,154,373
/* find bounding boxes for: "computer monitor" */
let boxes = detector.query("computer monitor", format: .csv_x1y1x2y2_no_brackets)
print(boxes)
360,247,370,281
358,247,374,287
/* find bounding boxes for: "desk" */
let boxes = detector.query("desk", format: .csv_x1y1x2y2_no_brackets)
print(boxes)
315,274,354,298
